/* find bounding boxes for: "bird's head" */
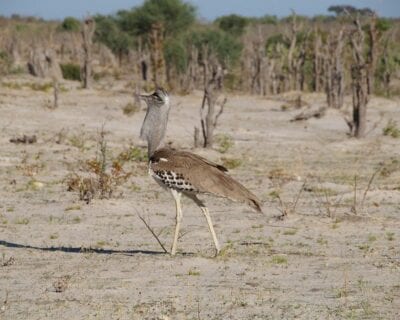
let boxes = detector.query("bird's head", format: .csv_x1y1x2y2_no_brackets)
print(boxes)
139,87,170,156
140,87,169,108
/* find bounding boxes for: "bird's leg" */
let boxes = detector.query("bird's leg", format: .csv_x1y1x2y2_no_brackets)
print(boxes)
170,189,182,255
185,193,220,255
200,206,221,255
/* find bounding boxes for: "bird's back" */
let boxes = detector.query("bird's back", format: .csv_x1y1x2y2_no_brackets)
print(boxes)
149,148,263,213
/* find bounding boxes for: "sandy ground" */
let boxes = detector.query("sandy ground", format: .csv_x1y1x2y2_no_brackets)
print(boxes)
0,75,400,319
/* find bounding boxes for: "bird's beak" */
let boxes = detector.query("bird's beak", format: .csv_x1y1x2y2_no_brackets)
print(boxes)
139,94,149,101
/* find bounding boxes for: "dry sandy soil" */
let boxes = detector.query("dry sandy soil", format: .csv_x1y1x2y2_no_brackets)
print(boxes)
0,75,400,319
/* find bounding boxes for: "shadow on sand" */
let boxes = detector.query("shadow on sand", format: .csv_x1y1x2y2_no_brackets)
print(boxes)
0,240,167,256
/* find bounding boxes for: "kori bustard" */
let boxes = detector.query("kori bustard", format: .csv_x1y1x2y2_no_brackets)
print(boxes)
140,88,262,255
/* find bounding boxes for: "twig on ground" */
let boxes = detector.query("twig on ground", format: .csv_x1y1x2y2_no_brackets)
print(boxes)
360,166,381,209
352,175,358,214
137,213,168,253
292,181,306,213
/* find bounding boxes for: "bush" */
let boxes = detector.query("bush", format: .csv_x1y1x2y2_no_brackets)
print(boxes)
215,14,249,37
122,102,140,116
383,120,400,138
60,17,80,32
0,50,12,74
187,28,242,68
116,0,196,38
94,15,132,58
60,63,81,81
164,38,187,74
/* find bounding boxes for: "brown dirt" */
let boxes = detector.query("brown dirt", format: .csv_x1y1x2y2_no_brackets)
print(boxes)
1,75,400,319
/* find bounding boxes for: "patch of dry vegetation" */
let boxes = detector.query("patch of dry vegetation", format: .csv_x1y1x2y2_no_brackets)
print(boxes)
66,128,132,203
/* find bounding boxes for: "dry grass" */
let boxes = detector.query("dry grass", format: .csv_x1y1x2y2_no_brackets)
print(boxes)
66,128,132,203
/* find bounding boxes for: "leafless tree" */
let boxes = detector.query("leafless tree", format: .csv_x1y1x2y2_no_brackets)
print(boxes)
324,28,345,109
349,16,369,138
81,17,95,89
52,78,59,109
366,14,378,94
313,31,324,92
149,22,166,88
198,45,225,148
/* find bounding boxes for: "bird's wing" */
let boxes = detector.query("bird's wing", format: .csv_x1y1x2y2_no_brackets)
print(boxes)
150,148,262,213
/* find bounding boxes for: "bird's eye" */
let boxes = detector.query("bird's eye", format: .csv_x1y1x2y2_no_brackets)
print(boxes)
153,92,163,102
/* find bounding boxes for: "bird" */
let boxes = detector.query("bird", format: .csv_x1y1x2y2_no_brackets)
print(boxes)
139,88,263,255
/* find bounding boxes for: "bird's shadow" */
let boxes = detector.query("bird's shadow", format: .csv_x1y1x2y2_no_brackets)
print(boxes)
0,239,167,256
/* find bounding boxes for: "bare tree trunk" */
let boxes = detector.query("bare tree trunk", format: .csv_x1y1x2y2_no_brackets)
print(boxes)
350,17,369,138
367,14,378,94
380,38,392,96
81,17,95,89
295,45,306,91
53,79,59,109
199,46,225,148
313,32,324,92
325,29,345,109
287,11,299,91
149,22,166,88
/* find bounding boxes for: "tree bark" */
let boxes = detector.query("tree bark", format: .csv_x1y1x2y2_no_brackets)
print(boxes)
149,22,166,88
350,16,369,138
81,17,95,89
325,29,345,109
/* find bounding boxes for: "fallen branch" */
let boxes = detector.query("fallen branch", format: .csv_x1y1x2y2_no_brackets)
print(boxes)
9,135,37,144
137,213,168,253
290,107,326,122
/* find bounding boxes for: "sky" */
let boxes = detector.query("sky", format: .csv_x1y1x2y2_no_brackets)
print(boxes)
1,0,399,21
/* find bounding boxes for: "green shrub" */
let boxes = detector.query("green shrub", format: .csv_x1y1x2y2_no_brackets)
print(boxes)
187,28,242,68
216,134,234,153
60,17,80,32
122,102,140,116
383,120,400,138
0,51,12,74
117,147,148,163
60,63,81,81
215,14,249,37
221,157,242,170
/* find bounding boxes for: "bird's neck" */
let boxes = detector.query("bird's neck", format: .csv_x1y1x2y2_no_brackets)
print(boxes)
140,105,169,158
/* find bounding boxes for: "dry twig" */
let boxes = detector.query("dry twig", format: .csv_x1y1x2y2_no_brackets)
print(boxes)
137,213,168,253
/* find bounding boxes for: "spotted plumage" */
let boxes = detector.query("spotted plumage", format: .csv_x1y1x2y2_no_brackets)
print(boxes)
150,167,197,193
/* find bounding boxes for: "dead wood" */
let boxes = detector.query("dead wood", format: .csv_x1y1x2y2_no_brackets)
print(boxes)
9,135,37,144
290,107,327,122
81,17,95,89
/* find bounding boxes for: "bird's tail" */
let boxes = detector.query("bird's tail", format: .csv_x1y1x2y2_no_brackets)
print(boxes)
206,170,264,214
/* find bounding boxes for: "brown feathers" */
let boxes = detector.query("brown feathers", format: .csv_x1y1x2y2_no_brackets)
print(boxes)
150,148,263,213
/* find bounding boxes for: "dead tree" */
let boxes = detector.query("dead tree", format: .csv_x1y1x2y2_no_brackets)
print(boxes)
246,25,268,95
349,17,370,138
52,78,59,109
81,17,95,89
366,14,378,94
379,37,393,96
149,22,166,88
295,38,308,91
313,31,324,92
324,28,345,109
185,45,200,92
286,11,300,91
198,46,225,148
